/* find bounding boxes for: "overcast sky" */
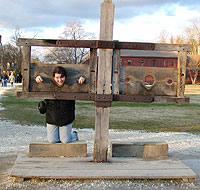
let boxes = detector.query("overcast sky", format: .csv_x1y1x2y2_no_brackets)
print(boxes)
0,0,200,44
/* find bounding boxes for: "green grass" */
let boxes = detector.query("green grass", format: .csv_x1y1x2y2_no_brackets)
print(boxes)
1,86,200,134
0,87,45,126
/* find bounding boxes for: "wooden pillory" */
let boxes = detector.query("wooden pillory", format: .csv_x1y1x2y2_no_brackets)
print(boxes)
17,0,192,163
11,0,197,182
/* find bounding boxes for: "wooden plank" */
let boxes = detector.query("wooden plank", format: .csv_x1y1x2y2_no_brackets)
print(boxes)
29,141,87,157
153,96,190,104
177,51,187,97
17,91,95,101
110,141,168,158
93,0,114,162
17,39,193,52
89,48,97,93
11,170,197,181
17,91,56,99
96,49,113,93
17,91,189,104
22,45,31,92
29,63,90,93
18,39,115,48
10,154,193,169
121,66,178,96
112,49,120,94
177,52,181,97
94,107,110,162
18,38,59,47
10,153,197,181
118,43,192,52
154,44,192,52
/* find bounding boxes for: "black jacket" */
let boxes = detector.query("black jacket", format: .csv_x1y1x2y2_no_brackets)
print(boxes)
45,99,75,126
1,74,8,80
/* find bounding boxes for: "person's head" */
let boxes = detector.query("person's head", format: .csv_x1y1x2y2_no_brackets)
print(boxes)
53,66,66,86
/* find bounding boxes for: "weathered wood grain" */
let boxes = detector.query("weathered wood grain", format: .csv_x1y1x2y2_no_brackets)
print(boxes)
10,153,197,181
29,141,87,157
22,45,31,92
29,63,90,93
93,0,114,162
153,96,190,103
110,141,168,158
154,44,192,52
112,49,120,94
17,39,193,52
177,51,187,97
121,66,178,96
89,48,97,93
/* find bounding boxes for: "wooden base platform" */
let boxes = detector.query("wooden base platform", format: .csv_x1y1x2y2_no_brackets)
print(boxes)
10,153,197,182
110,141,168,158
29,141,87,157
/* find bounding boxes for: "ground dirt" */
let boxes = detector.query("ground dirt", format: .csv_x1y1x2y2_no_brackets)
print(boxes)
0,153,17,187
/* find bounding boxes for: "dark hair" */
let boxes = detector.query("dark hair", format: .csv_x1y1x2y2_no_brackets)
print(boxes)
53,66,66,77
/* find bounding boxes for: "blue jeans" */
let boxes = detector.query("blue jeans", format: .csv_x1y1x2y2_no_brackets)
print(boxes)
2,79,7,87
46,123,78,144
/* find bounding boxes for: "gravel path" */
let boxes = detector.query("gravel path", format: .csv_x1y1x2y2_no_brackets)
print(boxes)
0,85,200,189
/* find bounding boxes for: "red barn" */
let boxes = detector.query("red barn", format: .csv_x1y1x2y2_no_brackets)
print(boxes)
120,50,197,84
120,50,178,68
84,49,196,84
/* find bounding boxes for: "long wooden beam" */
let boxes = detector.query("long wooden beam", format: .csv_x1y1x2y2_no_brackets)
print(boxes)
93,0,115,163
18,38,193,52
17,91,189,104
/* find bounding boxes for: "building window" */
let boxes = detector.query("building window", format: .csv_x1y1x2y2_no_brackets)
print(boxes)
172,60,175,67
128,59,131,65
153,59,156,66
141,59,144,66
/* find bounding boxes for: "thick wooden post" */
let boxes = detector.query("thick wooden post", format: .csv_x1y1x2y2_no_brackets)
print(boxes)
22,45,31,92
112,49,120,94
177,51,187,97
93,0,114,162
89,48,97,93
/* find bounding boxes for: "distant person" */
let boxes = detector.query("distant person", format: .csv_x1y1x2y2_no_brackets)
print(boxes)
18,72,22,83
16,72,22,83
9,72,15,87
0,72,2,87
1,71,9,87
35,66,85,144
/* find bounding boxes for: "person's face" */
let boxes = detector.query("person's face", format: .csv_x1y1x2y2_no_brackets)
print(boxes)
54,73,66,86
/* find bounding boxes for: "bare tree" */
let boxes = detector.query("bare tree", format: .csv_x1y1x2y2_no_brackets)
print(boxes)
0,43,21,71
10,26,22,46
157,30,169,43
157,20,200,84
182,20,200,84
187,55,200,85
0,27,24,71
158,30,186,44
44,19,95,64
184,19,200,54
9,26,23,70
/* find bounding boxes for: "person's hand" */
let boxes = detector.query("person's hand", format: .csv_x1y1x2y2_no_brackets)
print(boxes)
35,76,43,83
78,76,85,85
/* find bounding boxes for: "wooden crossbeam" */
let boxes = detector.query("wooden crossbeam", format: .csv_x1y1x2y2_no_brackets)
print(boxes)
17,38,193,51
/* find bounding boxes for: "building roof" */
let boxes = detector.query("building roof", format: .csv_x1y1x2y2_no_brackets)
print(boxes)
120,50,178,58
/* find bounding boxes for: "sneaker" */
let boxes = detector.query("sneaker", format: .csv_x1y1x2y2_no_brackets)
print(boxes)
73,131,79,141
